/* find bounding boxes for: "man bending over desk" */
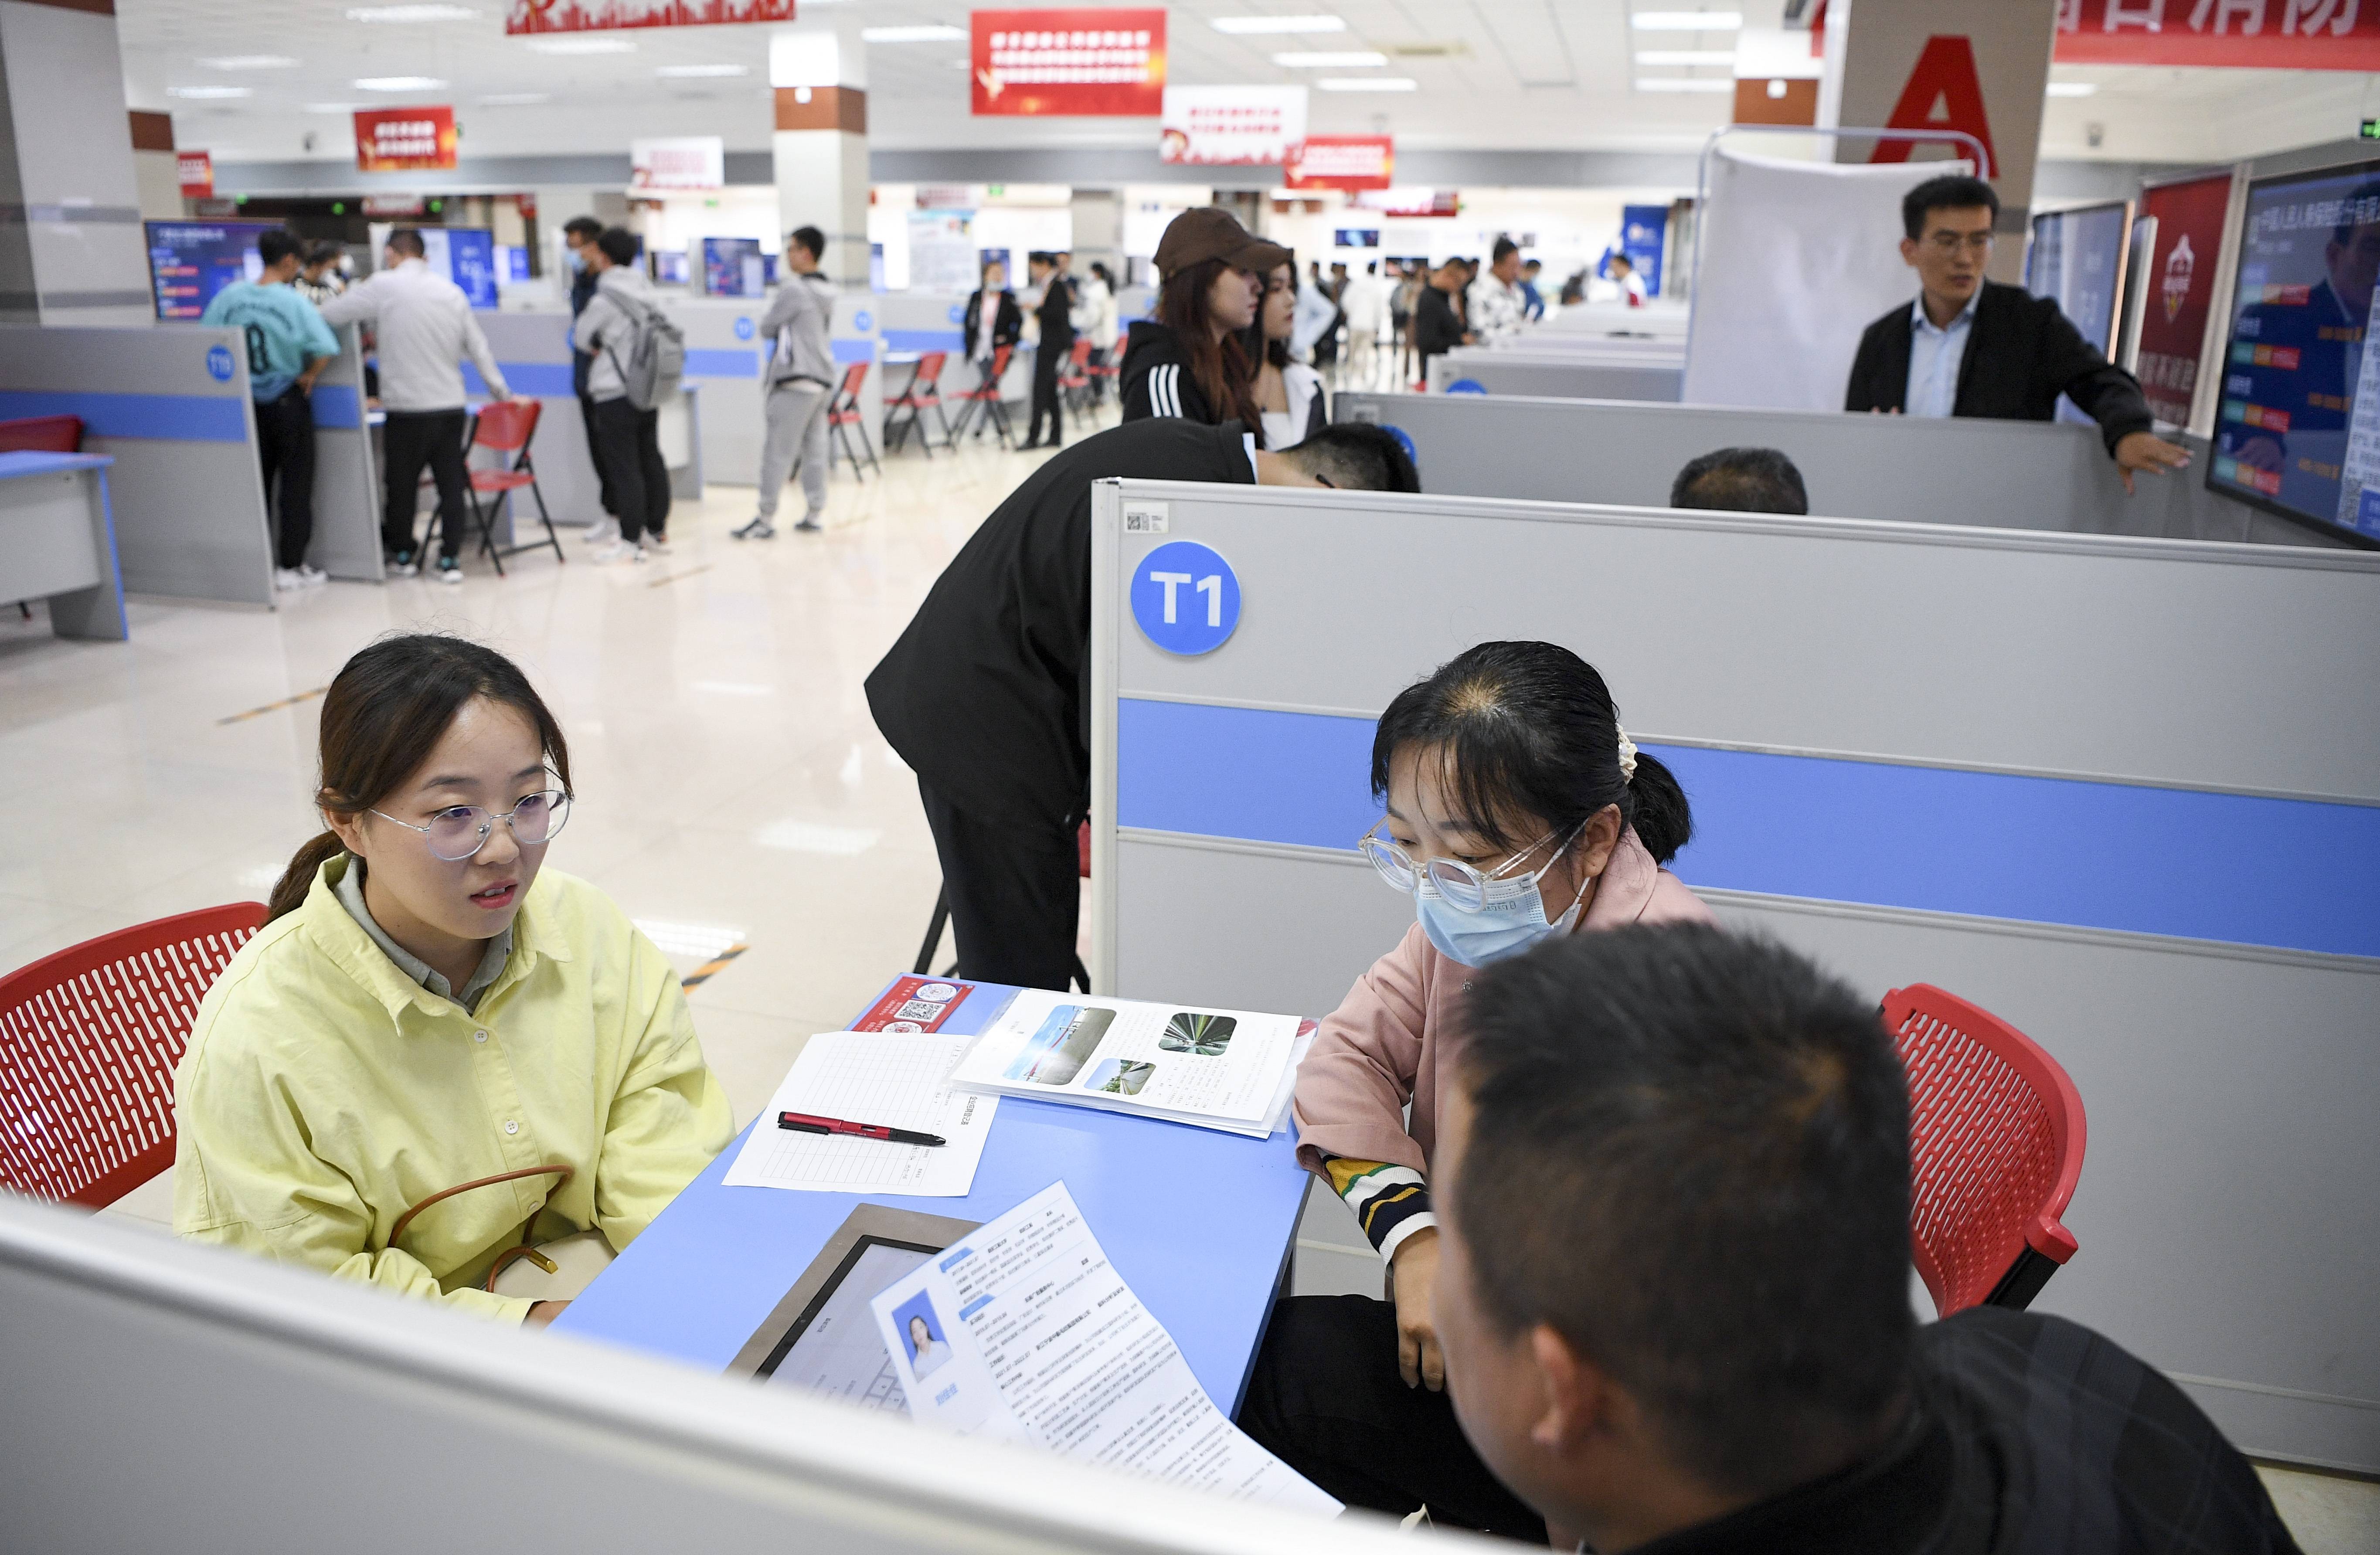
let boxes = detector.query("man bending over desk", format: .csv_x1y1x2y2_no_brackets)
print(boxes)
1846,174,2192,496
1408,925,2297,1555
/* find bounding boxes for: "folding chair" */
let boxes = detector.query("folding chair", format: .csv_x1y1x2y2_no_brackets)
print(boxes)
949,345,1017,448
915,820,1091,993
1884,983,2087,1317
882,351,955,458
1085,343,1119,406
463,400,564,576
1058,339,1095,415
0,902,266,1208
825,361,881,480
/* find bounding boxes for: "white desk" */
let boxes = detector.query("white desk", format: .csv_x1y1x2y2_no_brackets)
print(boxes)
0,452,127,640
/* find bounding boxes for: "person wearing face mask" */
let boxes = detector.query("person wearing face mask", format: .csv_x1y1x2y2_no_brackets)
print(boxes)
1119,206,1284,430
173,634,731,1328
1251,257,1326,450
1239,639,1711,1540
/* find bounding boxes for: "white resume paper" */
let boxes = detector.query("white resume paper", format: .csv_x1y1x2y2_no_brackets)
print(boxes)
868,1182,1340,1515
724,1031,997,1197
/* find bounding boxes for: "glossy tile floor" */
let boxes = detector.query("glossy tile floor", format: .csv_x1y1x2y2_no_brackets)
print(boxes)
4,405,2375,1551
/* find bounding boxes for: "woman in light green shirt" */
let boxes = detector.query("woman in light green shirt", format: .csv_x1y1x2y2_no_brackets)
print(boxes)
174,635,732,1325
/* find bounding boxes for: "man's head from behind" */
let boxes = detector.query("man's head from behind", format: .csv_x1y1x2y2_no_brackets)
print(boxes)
1491,237,1521,282
257,229,305,282
1261,422,1421,494
384,227,427,266
1435,926,1914,1550
593,227,638,271
1900,173,1999,312
1672,446,1809,516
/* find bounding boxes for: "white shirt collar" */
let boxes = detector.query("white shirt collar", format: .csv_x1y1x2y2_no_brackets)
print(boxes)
1912,292,1979,336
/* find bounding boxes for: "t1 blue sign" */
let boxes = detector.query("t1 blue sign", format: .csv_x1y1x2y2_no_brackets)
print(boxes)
205,344,235,382
1621,204,1667,297
1130,540,1241,656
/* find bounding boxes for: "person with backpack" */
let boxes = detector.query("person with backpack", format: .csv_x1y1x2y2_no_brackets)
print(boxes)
571,227,680,563
733,224,835,540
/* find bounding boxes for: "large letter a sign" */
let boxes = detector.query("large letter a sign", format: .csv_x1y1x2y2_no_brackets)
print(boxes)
1869,35,1996,178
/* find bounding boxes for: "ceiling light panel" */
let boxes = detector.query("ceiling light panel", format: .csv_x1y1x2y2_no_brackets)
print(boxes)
1316,77,1417,92
1632,10,1744,29
346,3,478,20
169,85,253,98
199,55,299,69
1273,51,1386,67
1633,49,1735,65
1212,14,1347,34
354,75,448,90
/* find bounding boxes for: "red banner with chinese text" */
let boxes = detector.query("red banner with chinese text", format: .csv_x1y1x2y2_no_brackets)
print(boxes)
354,107,458,173
2054,0,2380,69
2134,173,2235,426
505,0,794,35
176,151,213,197
1284,136,1396,191
972,8,1165,116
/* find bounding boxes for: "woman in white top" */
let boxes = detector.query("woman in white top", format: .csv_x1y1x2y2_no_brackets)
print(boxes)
1251,259,1326,450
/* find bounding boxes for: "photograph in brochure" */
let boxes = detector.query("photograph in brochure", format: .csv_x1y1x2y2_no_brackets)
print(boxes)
950,991,1304,1136
869,1182,1341,1515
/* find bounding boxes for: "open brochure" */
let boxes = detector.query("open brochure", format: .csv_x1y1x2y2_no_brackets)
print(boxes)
946,989,1306,1137
868,1181,1340,1516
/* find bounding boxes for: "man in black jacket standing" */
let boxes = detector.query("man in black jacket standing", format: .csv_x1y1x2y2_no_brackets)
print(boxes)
1846,174,2192,494
1023,251,1075,449
562,215,621,539
866,418,1420,990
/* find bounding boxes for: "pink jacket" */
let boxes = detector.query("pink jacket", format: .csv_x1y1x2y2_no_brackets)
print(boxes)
1292,828,1715,1178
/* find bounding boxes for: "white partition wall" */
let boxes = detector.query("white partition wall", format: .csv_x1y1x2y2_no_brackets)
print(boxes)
0,1197,1419,1555
1425,350,1682,403
306,324,382,582
0,324,273,604
1338,390,2344,549
1088,479,2380,1471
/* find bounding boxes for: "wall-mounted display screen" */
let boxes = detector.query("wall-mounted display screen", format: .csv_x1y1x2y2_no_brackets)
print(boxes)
2207,158,2380,544
2026,200,2133,426
145,220,281,320
1334,228,1381,248
651,248,690,285
702,236,765,297
366,223,500,309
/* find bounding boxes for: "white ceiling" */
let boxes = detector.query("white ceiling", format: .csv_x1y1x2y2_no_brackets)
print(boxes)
122,0,2380,169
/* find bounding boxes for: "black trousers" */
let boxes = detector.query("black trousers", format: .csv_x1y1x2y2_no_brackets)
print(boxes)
577,388,618,516
380,407,470,560
917,780,1079,991
1027,337,1068,445
1239,1296,1547,1542
589,396,670,543
254,385,316,570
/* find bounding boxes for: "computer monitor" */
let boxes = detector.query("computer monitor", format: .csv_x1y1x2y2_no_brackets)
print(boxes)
144,219,283,320
2025,200,2133,427
1333,228,1380,249
2207,156,2380,545
651,248,691,286
702,236,766,297
365,223,500,309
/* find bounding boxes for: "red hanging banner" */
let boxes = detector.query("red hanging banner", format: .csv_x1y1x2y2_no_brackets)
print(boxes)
505,0,795,35
2055,0,2380,69
175,150,214,198
971,8,1166,117
354,106,458,173
2134,173,2237,427
1283,135,1396,191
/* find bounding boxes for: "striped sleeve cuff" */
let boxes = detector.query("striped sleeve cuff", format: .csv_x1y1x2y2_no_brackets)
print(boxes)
1324,1157,1437,1263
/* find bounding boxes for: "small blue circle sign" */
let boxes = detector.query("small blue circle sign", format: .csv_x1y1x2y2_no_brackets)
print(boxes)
947,302,966,325
853,309,873,331
1445,378,1488,395
733,316,755,340
205,344,235,382
1131,540,1241,656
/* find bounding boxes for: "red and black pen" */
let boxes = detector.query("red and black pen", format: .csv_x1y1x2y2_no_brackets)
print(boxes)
778,1110,947,1147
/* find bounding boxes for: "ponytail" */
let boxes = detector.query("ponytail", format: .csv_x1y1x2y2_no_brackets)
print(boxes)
1623,750,1694,866
266,832,347,923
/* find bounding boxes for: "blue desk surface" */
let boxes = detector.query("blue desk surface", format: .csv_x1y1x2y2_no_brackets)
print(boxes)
555,979,1311,1414
0,451,114,479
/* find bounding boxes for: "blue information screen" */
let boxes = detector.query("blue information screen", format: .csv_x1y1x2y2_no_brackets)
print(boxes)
145,219,282,320
442,227,499,309
651,249,690,285
703,236,765,298
2026,200,2132,427
2207,157,2380,543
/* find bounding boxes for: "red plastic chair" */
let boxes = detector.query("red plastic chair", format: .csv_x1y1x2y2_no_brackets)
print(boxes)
826,360,881,480
1059,337,1095,413
950,344,1017,448
915,820,1091,992
0,414,83,454
882,351,955,458
463,399,563,576
0,903,266,1208
1884,983,2086,1317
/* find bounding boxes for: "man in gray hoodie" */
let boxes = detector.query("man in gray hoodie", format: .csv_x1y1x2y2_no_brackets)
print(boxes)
571,226,672,561
734,224,836,539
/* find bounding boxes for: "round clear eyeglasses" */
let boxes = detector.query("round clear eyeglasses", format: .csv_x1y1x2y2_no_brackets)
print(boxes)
1355,817,1577,912
371,790,572,862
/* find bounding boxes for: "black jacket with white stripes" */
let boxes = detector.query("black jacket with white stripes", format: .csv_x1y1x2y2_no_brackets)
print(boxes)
1118,320,1225,427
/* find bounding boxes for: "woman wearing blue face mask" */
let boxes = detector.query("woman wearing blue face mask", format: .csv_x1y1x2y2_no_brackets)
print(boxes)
1240,641,1710,1540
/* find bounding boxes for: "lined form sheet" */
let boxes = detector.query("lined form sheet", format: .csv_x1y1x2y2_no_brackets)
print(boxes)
724,1031,996,1197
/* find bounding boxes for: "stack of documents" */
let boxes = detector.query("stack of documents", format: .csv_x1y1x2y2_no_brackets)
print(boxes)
724,1030,1000,1197
946,990,1309,1137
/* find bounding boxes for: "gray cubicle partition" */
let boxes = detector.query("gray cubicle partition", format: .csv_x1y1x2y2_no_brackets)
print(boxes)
307,323,382,582
1425,350,1683,403
0,324,274,605
1340,390,2342,549
0,1196,1415,1555
1088,479,2380,1470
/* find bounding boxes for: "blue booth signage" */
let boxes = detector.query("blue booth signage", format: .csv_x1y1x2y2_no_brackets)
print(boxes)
205,344,235,382
1131,540,1241,656
853,309,874,332
1445,378,1487,395
734,316,755,340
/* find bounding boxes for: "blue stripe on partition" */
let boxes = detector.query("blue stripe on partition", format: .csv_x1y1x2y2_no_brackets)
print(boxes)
831,338,874,365
884,328,964,353
311,384,361,429
1113,698,2380,959
685,348,759,378
462,362,576,399
0,390,247,443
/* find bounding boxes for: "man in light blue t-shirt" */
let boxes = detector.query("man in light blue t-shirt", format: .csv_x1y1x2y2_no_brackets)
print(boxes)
201,228,340,590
